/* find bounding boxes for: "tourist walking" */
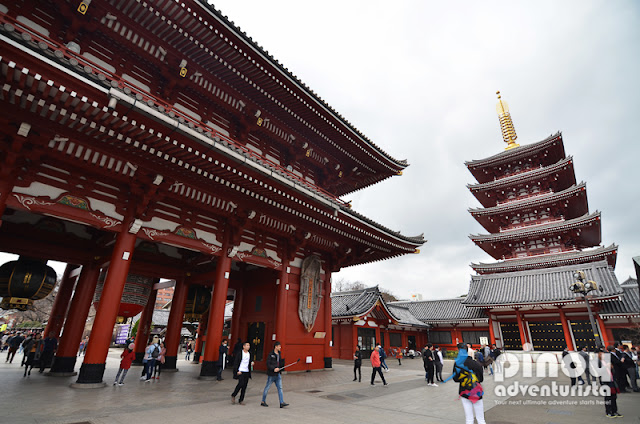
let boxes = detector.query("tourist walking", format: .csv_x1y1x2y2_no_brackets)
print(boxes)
261,341,289,408
621,345,639,391
6,332,24,363
378,345,389,371
39,333,57,373
396,348,402,365
353,345,362,382
423,343,436,386
562,346,584,386
22,333,42,377
434,345,444,382
603,346,623,418
114,343,136,386
185,340,193,361
216,339,228,381
443,343,486,424
231,341,254,405
370,345,387,386
152,341,166,379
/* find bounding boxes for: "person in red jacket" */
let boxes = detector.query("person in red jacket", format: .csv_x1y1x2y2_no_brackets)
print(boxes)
370,346,387,386
114,343,136,386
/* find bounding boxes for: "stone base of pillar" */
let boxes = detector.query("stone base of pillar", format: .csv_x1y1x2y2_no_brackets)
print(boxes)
324,357,332,368
198,360,217,379
49,355,78,375
162,355,178,372
75,362,106,385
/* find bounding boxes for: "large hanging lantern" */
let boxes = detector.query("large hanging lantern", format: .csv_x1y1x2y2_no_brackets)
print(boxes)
93,270,153,318
0,257,57,311
184,285,211,322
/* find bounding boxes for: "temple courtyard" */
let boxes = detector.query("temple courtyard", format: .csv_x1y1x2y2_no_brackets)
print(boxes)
1,350,639,423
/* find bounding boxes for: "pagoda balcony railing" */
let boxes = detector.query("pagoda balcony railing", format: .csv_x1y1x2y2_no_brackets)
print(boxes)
0,12,347,207
495,189,554,206
495,164,544,181
499,216,565,233
507,247,579,261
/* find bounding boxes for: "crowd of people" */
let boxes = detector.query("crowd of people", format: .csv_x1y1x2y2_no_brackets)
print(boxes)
1,330,59,376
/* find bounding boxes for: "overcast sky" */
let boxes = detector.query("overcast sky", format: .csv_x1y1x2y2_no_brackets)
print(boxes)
205,0,640,299
2,1,638,302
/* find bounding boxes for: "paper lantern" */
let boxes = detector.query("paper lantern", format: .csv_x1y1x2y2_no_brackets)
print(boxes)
0,257,57,311
93,270,153,318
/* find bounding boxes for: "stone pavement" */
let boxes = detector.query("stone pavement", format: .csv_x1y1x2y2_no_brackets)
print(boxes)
0,349,638,423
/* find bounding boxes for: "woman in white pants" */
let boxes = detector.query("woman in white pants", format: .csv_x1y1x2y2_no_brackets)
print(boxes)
443,343,486,424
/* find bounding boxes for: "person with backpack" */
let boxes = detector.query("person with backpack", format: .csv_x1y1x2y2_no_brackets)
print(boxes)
152,341,166,380
141,336,160,382
443,343,486,424
114,343,136,386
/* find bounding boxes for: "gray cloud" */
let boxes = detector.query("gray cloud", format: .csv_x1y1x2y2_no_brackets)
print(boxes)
208,0,639,298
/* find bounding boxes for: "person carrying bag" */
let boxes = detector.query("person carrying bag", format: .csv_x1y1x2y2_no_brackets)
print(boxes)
443,343,486,424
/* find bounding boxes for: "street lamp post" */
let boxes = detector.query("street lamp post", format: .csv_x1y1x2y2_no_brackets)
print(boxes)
569,271,604,349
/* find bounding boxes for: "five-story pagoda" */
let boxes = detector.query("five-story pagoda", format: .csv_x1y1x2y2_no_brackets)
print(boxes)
462,92,622,351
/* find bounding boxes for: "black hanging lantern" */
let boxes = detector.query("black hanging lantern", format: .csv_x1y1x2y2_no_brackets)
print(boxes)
184,285,211,322
0,257,57,311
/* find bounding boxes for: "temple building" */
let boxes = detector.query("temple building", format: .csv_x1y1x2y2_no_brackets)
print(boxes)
0,0,424,386
462,92,638,351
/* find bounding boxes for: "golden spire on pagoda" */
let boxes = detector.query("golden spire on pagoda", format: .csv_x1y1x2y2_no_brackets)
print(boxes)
496,91,519,150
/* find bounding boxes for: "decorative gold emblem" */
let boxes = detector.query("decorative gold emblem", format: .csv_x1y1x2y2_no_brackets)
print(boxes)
257,117,263,126
77,1,89,14
179,67,188,77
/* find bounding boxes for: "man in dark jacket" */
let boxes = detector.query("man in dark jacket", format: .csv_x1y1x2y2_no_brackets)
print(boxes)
216,339,228,381
231,342,254,405
353,345,362,382
261,341,289,408
6,332,25,363
621,345,639,391
39,333,57,373
423,343,436,386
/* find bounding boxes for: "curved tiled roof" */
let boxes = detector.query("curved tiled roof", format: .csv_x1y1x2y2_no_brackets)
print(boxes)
463,260,622,307
470,212,601,243
341,206,426,245
471,244,618,274
331,286,383,318
601,278,639,317
468,156,574,193
386,304,430,327
390,299,488,323
195,1,409,170
465,132,563,169
469,183,587,217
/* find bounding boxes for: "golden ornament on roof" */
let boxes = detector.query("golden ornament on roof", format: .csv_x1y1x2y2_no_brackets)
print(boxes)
496,91,520,150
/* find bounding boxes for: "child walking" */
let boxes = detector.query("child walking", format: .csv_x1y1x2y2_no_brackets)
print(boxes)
114,343,136,386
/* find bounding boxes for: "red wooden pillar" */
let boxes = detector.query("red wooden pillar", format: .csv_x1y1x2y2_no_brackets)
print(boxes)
275,260,289,359
230,285,244,346
193,309,209,363
75,225,137,386
49,263,100,376
200,233,232,378
595,313,610,347
164,277,188,371
44,264,80,338
323,270,333,368
515,309,527,350
133,284,158,364
558,307,574,351
487,313,496,346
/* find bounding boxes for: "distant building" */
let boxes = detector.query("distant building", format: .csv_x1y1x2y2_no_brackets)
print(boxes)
155,287,174,310
410,294,423,301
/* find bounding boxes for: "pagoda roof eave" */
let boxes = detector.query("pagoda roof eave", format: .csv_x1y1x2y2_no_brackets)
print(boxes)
469,182,587,217
470,211,601,244
467,156,574,193
194,0,409,171
471,244,618,274
465,132,564,170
